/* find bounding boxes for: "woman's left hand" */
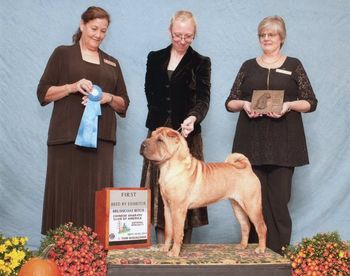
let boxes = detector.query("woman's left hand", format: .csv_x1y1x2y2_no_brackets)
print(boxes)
100,92,113,105
266,102,292,118
81,92,113,106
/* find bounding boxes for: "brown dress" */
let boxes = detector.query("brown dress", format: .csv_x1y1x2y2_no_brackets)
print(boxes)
37,43,129,234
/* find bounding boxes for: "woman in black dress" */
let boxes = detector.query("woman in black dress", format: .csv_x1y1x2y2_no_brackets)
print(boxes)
37,6,129,234
140,10,211,244
225,15,317,254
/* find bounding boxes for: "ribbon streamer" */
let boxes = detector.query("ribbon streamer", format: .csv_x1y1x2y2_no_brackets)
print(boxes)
75,85,102,148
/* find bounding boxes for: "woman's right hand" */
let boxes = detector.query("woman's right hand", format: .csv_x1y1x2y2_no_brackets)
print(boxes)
74,78,93,96
242,101,262,118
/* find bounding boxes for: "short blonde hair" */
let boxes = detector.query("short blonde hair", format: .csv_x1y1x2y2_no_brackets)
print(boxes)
258,15,286,48
169,10,197,36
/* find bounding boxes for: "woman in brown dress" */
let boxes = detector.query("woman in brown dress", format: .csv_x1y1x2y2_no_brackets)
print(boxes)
37,6,129,234
140,10,211,243
225,15,317,254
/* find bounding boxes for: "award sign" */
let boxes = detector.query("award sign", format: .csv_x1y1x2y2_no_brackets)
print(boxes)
251,90,284,114
95,188,151,250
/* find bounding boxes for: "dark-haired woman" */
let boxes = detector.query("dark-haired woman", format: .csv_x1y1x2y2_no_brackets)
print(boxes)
37,6,129,234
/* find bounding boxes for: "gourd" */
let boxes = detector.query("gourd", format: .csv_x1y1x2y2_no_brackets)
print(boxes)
18,244,60,276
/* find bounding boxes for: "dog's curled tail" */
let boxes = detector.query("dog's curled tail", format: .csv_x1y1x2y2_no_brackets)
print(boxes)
225,153,251,169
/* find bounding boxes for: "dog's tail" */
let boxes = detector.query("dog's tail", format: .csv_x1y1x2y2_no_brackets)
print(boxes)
225,153,251,169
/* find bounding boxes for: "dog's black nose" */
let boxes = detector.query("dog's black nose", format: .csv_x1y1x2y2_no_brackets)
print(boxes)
139,141,147,155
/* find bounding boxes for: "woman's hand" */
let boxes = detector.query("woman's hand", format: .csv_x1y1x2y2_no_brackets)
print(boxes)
81,92,114,106
75,78,93,96
266,102,292,118
242,101,262,118
100,92,113,105
180,116,197,138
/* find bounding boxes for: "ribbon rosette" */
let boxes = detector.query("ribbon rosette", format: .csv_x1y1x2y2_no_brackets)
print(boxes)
75,85,102,148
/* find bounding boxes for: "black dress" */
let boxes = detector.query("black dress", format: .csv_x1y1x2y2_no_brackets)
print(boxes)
225,57,317,254
225,57,317,166
141,45,211,229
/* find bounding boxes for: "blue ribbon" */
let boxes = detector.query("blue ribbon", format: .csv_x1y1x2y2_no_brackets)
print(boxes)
75,85,102,148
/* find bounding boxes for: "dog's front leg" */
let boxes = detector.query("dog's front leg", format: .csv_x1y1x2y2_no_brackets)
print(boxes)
167,207,187,257
160,200,173,252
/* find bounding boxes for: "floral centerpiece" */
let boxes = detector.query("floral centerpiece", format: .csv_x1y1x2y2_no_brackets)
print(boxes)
283,231,350,275
39,222,107,275
0,233,32,275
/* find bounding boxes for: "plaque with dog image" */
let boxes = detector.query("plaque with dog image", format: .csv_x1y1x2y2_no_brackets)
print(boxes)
251,90,284,114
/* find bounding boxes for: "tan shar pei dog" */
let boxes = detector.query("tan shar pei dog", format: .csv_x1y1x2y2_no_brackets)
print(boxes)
140,127,267,257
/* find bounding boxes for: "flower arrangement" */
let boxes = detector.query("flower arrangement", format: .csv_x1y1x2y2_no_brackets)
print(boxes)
38,222,107,275
283,231,350,275
0,233,32,275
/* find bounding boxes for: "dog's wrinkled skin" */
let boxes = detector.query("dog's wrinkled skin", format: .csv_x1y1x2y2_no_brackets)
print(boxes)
140,127,267,257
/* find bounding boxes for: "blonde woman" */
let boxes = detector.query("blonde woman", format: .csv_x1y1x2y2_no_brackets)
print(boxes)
225,15,317,254
141,10,211,244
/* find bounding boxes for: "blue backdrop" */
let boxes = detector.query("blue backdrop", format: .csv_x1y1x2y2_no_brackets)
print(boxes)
1,0,349,250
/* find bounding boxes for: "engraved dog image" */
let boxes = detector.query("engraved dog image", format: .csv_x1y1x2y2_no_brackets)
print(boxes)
140,127,267,257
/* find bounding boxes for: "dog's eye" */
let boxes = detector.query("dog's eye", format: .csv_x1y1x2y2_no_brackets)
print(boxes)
157,138,163,143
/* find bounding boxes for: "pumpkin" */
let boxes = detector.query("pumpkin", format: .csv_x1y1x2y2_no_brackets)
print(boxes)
19,244,60,276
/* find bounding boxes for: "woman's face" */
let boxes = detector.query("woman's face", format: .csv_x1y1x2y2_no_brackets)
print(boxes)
80,18,109,50
258,27,282,55
170,19,195,54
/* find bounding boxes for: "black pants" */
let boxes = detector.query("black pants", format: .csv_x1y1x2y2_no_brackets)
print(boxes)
248,165,294,255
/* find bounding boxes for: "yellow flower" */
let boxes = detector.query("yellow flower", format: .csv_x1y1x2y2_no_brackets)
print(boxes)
0,234,30,276
7,249,21,261
19,237,28,245
18,250,25,260
0,265,11,274
0,244,6,253
4,240,12,246
11,237,19,246
10,259,20,270
339,250,345,258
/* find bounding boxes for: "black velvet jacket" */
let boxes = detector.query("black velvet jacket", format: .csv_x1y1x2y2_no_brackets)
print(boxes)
144,45,211,134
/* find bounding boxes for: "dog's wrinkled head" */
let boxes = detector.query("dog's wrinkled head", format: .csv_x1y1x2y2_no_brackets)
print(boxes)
140,127,186,164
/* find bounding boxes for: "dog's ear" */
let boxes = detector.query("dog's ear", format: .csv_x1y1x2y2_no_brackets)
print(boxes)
166,128,180,142
154,127,165,135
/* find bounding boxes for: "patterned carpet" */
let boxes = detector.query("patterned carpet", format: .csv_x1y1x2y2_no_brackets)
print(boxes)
108,244,291,266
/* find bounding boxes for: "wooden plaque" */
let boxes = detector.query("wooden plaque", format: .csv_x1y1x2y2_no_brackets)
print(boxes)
251,90,284,114
95,187,151,250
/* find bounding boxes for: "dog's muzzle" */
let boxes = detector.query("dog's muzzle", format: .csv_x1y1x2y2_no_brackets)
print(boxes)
140,140,148,156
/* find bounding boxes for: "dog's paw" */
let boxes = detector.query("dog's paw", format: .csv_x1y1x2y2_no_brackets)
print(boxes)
254,246,266,254
236,242,248,250
159,244,170,252
167,248,180,257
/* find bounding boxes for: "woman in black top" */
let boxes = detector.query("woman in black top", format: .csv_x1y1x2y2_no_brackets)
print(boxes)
140,10,211,244
225,15,317,254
